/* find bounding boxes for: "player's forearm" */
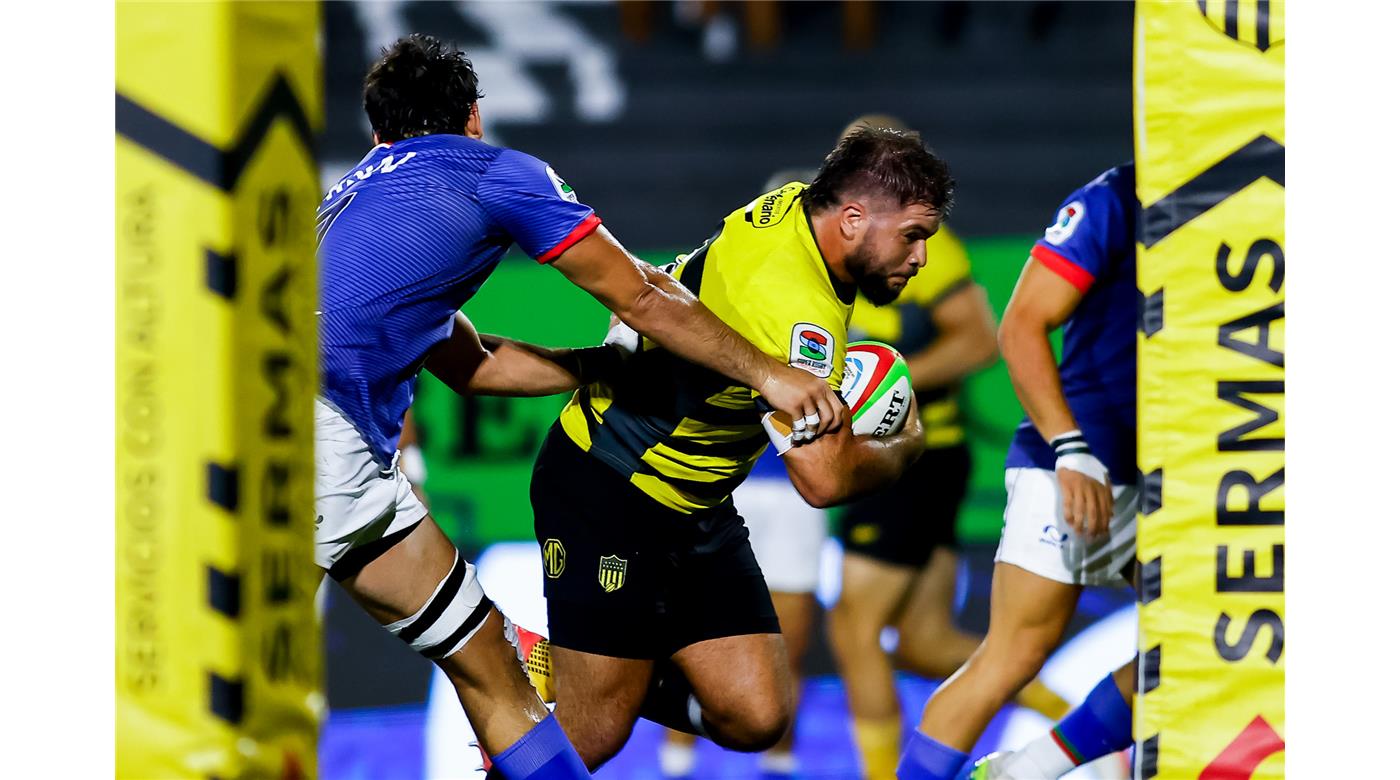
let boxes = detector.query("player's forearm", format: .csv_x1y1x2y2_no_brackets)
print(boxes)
905,327,999,390
998,316,1077,441
785,422,923,508
464,336,583,397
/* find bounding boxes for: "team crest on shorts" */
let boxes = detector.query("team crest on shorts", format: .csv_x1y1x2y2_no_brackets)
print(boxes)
598,555,628,592
543,538,566,579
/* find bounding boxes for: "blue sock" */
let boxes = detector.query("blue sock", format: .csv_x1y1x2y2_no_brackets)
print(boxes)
1052,673,1133,764
490,714,591,779
896,731,969,780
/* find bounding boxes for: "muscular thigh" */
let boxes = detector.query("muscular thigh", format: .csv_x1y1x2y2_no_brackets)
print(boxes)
671,633,792,719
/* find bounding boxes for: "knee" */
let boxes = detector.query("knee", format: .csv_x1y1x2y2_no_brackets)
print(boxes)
710,695,793,753
827,598,885,657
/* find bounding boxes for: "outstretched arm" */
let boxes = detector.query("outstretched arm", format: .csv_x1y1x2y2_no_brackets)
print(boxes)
425,311,606,398
550,227,843,440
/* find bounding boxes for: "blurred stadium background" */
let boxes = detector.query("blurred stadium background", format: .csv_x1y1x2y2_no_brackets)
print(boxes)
314,2,1136,778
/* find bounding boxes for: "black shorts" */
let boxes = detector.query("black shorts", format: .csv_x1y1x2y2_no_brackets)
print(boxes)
530,424,779,660
838,442,972,568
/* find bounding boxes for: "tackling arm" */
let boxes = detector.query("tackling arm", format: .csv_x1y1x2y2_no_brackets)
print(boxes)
425,311,602,398
550,228,843,438
904,281,1000,391
778,398,925,509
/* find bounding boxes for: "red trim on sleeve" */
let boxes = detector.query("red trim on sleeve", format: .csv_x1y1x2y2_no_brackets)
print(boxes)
1030,244,1095,294
536,213,603,264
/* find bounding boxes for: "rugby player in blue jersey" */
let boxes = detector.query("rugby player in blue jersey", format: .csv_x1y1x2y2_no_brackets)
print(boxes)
315,35,844,780
897,166,1140,780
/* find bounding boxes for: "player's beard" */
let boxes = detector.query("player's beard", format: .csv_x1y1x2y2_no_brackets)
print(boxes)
849,235,902,306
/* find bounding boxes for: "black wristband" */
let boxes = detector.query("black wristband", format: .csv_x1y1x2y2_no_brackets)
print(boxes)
1051,430,1092,457
572,345,627,386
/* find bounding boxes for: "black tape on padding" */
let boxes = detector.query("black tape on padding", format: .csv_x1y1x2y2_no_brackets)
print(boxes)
1141,134,1285,247
1139,733,1159,779
1140,287,1164,337
205,248,237,300
207,565,241,618
1140,468,1164,515
207,462,239,512
208,672,245,725
1140,555,1162,604
115,74,316,193
1143,644,1162,694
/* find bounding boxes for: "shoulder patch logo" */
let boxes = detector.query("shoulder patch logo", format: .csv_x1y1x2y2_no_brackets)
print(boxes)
790,323,835,378
1043,200,1085,246
744,184,801,228
546,165,579,204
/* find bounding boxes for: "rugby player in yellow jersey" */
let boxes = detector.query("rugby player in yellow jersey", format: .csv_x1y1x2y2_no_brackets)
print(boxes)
828,213,1067,780
527,127,954,769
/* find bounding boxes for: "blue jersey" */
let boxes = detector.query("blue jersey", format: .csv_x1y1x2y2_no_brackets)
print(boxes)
1005,165,1138,485
317,134,600,466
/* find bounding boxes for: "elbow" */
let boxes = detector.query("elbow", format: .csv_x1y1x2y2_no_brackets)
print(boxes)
996,312,1031,357
614,268,669,330
973,329,1001,370
795,482,841,510
790,470,846,509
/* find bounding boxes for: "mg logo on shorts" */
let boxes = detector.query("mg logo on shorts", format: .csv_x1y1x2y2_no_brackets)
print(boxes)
598,555,628,592
543,538,566,579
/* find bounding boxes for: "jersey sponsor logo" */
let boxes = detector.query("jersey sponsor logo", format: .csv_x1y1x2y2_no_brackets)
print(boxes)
543,538,566,579
546,165,579,203
744,185,800,228
789,323,835,378
598,554,628,592
1043,199,1086,246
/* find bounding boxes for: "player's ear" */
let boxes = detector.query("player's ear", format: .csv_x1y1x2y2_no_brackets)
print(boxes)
839,202,865,241
466,103,483,140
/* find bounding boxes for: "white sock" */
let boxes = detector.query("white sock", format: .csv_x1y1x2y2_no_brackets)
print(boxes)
999,732,1078,778
658,741,697,777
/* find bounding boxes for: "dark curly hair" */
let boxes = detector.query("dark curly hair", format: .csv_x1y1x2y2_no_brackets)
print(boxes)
806,126,955,217
363,34,485,143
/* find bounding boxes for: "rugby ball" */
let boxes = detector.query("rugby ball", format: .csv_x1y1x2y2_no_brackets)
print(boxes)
840,341,913,437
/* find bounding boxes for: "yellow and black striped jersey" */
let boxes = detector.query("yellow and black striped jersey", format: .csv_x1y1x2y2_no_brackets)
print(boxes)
558,183,854,513
848,227,973,448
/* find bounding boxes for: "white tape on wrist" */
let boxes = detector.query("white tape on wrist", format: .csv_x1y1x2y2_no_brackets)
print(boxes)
1056,451,1109,483
761,411,795,455
602,319,641,354
1050,430,1108,482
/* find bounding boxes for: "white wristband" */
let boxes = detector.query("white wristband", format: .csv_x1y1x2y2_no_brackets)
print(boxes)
1050,429,1108,482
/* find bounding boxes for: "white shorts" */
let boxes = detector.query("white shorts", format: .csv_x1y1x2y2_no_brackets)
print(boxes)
994,467,1138,588
736,477,827,594
314,398,430,571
